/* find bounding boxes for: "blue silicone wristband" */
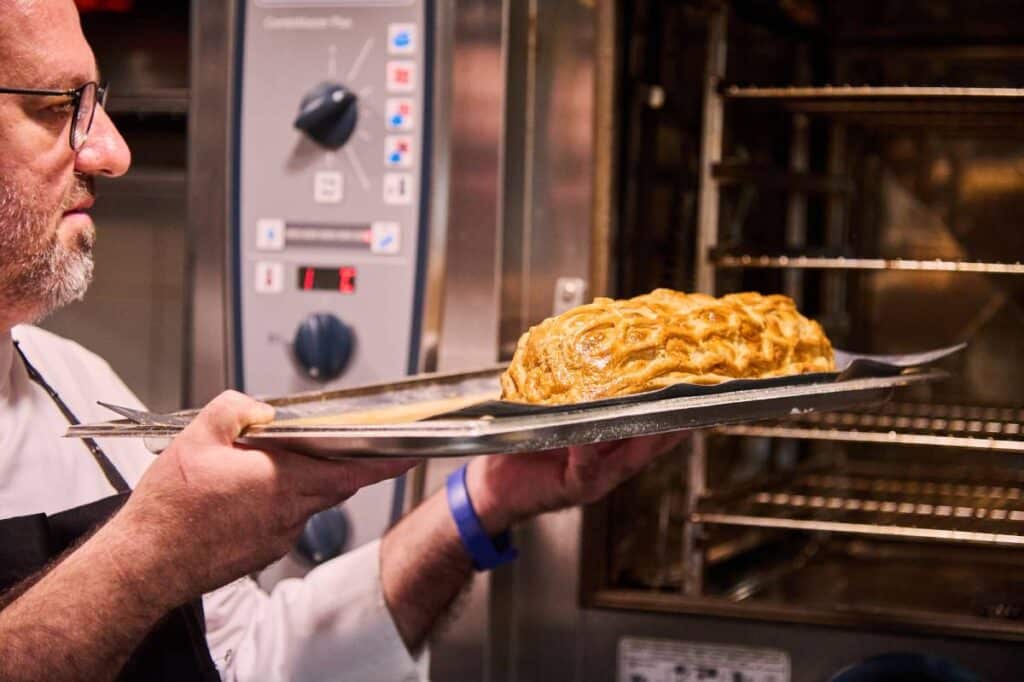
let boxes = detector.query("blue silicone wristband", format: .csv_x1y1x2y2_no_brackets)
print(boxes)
446,463,518,571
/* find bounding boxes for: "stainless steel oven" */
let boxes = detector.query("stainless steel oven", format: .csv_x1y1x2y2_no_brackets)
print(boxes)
187,0,1024,679
435,1,1024,681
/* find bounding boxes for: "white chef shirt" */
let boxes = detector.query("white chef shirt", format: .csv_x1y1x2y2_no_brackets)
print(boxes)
0,325,427,681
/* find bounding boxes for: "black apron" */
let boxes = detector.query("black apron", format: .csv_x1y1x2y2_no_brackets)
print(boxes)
0,341,220,681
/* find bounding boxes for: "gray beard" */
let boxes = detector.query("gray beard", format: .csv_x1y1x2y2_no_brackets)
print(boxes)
0,177,95,323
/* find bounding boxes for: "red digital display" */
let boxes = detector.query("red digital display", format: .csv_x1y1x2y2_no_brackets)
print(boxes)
297,266,357,294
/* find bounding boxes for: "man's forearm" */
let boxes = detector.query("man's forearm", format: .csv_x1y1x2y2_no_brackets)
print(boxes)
379,485,476,652
0,513,184,682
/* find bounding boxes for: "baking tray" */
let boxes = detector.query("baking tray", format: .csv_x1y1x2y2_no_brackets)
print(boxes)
66,345,961,459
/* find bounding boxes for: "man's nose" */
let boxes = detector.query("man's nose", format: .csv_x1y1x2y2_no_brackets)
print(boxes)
73,106,131,177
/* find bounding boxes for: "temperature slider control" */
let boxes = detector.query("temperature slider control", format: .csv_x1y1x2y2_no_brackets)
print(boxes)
257,220,401,254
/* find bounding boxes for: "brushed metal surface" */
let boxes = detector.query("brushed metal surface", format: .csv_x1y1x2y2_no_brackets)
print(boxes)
694,5,727,296
425,1,507,679
187,0,236,406
590,0,619,300
498,0,597,360
434,0,506,374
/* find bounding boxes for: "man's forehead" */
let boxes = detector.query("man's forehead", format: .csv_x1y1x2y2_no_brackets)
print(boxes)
0,0,97,88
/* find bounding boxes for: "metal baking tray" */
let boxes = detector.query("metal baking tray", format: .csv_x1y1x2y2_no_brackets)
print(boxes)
66,346,960,459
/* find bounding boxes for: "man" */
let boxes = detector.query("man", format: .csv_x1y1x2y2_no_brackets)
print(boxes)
0,2,683,680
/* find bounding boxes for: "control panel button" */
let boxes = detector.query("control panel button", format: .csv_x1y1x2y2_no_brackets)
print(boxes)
384,135,414,168
256,218,286,251
314,170,344,204
293,312,356,382
383,173,414,205
255,261,284,294
388,23,416,54
371,222,401,254
385,98,415,131
294,81,358,150
386,61,416,92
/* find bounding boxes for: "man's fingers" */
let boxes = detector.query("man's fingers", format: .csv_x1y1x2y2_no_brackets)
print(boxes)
567,430,689,501
272,450,421,503
606,431,690,480
619,431,690,468
184,390,276,445
565,442,609,491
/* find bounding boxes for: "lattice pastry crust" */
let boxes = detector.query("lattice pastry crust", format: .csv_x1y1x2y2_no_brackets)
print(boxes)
500,289,834,405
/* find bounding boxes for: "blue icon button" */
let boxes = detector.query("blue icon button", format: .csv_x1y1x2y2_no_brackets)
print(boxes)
388,24,416,54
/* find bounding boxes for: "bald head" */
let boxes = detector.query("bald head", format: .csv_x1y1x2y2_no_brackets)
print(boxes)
0,0,94,90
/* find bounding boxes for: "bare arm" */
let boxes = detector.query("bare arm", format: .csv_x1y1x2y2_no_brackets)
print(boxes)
380,432,687,651
0,512,187,681
0,391,418,681
378,481,474,652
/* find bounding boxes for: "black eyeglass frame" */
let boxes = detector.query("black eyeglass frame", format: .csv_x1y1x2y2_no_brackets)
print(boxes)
0,81,109,150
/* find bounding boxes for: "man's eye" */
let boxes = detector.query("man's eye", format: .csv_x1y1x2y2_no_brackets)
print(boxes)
47,100,75,114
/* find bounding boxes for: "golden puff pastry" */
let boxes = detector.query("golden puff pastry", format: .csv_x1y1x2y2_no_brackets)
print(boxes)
500,289,834,405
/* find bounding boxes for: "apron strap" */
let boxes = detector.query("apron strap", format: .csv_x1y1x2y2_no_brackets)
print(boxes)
13,340,131,494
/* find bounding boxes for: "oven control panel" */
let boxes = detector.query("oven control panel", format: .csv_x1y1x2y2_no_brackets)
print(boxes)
234,0,431,559
237,0,429,396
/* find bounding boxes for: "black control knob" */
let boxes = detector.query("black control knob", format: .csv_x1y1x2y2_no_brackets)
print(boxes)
293,313,355,382
293,81,358,149
296,507,350,565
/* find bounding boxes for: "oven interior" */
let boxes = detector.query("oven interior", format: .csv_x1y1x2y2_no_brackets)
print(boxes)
586,0,1024,640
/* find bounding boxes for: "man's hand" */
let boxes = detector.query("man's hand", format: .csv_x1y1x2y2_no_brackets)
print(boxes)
465,431,690,534
111,390,419,606
380,430,688,652
0,390,418,682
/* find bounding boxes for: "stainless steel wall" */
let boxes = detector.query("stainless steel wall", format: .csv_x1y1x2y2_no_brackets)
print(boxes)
187,0,236,406
423,1,505,679
426,1,600,679
498,0,597,359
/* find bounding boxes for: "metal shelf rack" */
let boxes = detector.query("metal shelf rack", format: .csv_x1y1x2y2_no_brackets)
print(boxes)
693,467,1024,547
712,254,1024,274
718,402,1024,453
677,4,1024,601
722,84,1024,105
721,85,1024,129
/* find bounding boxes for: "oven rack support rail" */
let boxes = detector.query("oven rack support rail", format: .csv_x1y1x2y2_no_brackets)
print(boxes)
683,4,1024,597
693,469,1024,547
722,84,1024,102
718,402,1024,453
721,85,1024,129
712,254,1024,275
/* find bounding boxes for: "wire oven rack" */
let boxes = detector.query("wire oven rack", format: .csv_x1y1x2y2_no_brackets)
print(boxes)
722,85,1024,130
693,464,1024,546
663,7,1024,624
712,254,1024,275
718,402,1024,453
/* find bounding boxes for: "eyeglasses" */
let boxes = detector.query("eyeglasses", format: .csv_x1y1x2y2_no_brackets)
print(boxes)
0,81,108,151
